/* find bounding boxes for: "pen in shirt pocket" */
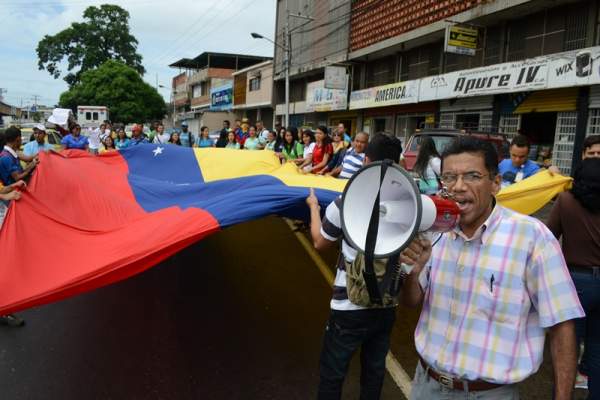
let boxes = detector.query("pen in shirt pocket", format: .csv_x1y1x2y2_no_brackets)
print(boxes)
490,274,495,294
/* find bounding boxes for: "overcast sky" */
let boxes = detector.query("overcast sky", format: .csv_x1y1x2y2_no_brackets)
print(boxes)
0,0,276,109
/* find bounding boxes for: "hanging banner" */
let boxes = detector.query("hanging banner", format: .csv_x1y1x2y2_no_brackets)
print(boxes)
546,47,600,88
445,25,478,56
305,79,348,112
420,59,548,101
210,83,233,111
349,45,600,110
349,80,420,110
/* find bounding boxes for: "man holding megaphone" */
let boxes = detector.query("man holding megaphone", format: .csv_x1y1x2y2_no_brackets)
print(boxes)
401,137,583,400
306,133,404,400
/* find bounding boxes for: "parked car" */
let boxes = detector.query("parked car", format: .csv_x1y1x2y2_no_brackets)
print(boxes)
402,129,509,171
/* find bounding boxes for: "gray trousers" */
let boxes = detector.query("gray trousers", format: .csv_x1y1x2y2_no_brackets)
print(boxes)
410,362,519,400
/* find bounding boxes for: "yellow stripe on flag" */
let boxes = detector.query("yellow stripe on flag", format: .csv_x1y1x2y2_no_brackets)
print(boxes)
497,170,572,215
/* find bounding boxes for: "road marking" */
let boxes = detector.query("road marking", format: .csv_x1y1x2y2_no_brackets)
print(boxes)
284,219,412,399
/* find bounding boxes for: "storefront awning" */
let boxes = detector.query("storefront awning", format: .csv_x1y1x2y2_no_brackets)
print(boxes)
514,88,578,114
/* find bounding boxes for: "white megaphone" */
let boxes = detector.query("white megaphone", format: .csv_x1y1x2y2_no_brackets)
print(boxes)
340,161,460,258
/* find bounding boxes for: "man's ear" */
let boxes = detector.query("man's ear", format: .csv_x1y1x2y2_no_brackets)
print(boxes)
364,156,371,165
491,173,501,196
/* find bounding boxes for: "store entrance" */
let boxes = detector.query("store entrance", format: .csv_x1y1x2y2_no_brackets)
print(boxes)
519,112,557,164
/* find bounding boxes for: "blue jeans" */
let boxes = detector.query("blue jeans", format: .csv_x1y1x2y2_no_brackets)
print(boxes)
571,268,600,400
317,308,396,400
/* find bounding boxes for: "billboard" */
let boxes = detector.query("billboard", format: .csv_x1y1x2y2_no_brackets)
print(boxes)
210,83,233,111
305,79,348,112
349,80,420,110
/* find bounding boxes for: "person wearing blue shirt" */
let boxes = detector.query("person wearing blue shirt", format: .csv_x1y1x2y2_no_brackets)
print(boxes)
23,125,54,157
60,124,89,150
179,122,195,147
498,134,560,187
195,126,214,148
115,129,131,150
129,124,149,146
0,127,38,186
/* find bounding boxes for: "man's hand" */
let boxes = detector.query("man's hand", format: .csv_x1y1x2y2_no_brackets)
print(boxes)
10,180,26,190
547,165,561,176
1,191,21,201
306,188,320,210
400,234,432,275
400,235,432,308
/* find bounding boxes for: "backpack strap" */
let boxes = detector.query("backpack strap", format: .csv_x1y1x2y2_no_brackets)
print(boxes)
362,159,393,306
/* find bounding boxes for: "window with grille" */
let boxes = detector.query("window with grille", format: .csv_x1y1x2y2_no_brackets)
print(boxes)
552,112,578,176
483,26,503,66
564,6,588,51
439,113,456,129
479,111,493,132
366,56,396,87
249,77,261,92
587,108,600,135
499,114,521,140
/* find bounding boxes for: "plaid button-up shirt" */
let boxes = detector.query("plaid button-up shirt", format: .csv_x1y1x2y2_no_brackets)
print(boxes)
415,204,584,384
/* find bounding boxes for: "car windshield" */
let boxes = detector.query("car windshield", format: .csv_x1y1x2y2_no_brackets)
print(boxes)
409,135,455,153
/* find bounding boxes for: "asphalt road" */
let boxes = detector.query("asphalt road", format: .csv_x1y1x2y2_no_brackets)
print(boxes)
0,213,588,399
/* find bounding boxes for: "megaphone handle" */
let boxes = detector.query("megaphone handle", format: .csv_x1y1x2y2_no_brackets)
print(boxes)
363,160,393,306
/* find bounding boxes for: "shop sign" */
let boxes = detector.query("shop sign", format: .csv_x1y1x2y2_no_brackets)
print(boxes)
546,47,600,88
445,25,478,56
349,80,420,110
305,79,348,112
210,83,233,111
420,59,548,101
324,66,348,90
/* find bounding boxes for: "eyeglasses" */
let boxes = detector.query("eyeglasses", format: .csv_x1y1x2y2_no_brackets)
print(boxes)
440,172,490,185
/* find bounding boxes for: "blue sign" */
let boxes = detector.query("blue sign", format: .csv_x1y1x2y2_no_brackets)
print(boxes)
210,84,233,111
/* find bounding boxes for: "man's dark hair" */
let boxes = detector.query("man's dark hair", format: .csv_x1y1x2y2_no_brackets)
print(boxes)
0,131,5,148
583,134,600,151
511,134,530,150
441,136,499,176
4,126,21,143
365,133,402,163
223,120,230,125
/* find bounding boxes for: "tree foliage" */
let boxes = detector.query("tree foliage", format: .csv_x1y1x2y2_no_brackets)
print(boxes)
59,60,166,124
37,4,145,86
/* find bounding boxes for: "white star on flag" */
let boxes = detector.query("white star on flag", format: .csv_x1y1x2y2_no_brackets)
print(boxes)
153,146,164,157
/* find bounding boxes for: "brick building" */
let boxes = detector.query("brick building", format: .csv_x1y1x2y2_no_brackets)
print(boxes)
272,0,599,175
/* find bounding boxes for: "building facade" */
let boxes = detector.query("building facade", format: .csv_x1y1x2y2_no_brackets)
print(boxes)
232,60,275,128
346,0,599,175
272,0,599,175
169,53,270,133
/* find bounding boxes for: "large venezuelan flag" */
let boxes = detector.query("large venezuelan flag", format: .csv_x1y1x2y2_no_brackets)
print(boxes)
0,144,344,315
0,144,573,315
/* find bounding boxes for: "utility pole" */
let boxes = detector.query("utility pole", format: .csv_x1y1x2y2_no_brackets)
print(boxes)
284,0,290,128
0,88,6,102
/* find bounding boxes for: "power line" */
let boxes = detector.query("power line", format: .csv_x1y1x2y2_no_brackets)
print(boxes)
153,0,241,65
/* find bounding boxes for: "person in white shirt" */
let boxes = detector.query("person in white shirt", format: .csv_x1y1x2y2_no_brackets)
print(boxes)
152,123,170,144
413,135,441,195
256,120,270,144
87,124,102,155
295,129,316,171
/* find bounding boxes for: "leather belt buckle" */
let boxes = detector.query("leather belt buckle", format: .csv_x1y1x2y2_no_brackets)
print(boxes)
438,373,454,389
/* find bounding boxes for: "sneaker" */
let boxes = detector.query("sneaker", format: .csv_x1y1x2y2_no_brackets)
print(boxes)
575,371,588,390
0,314,25,327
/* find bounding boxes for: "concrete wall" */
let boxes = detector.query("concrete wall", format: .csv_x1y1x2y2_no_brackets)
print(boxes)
274,0,351,78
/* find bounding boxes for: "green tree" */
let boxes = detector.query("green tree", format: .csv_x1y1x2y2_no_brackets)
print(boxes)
59,60,166,124
31,111,43,122
37,4,144,86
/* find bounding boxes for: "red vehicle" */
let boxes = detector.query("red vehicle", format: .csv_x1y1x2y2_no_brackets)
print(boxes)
402,129,509,171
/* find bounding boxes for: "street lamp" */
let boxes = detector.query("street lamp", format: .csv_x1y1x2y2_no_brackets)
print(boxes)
251,31,290,128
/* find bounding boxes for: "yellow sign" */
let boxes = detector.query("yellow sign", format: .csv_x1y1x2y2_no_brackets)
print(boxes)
425,115,435,124
445,25,478,56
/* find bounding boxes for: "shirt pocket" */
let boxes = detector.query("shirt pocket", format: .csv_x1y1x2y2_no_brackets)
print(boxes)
474,272,525,325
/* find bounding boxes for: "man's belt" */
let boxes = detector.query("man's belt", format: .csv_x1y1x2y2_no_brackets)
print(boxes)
569,265,600,276
419,357,503,392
